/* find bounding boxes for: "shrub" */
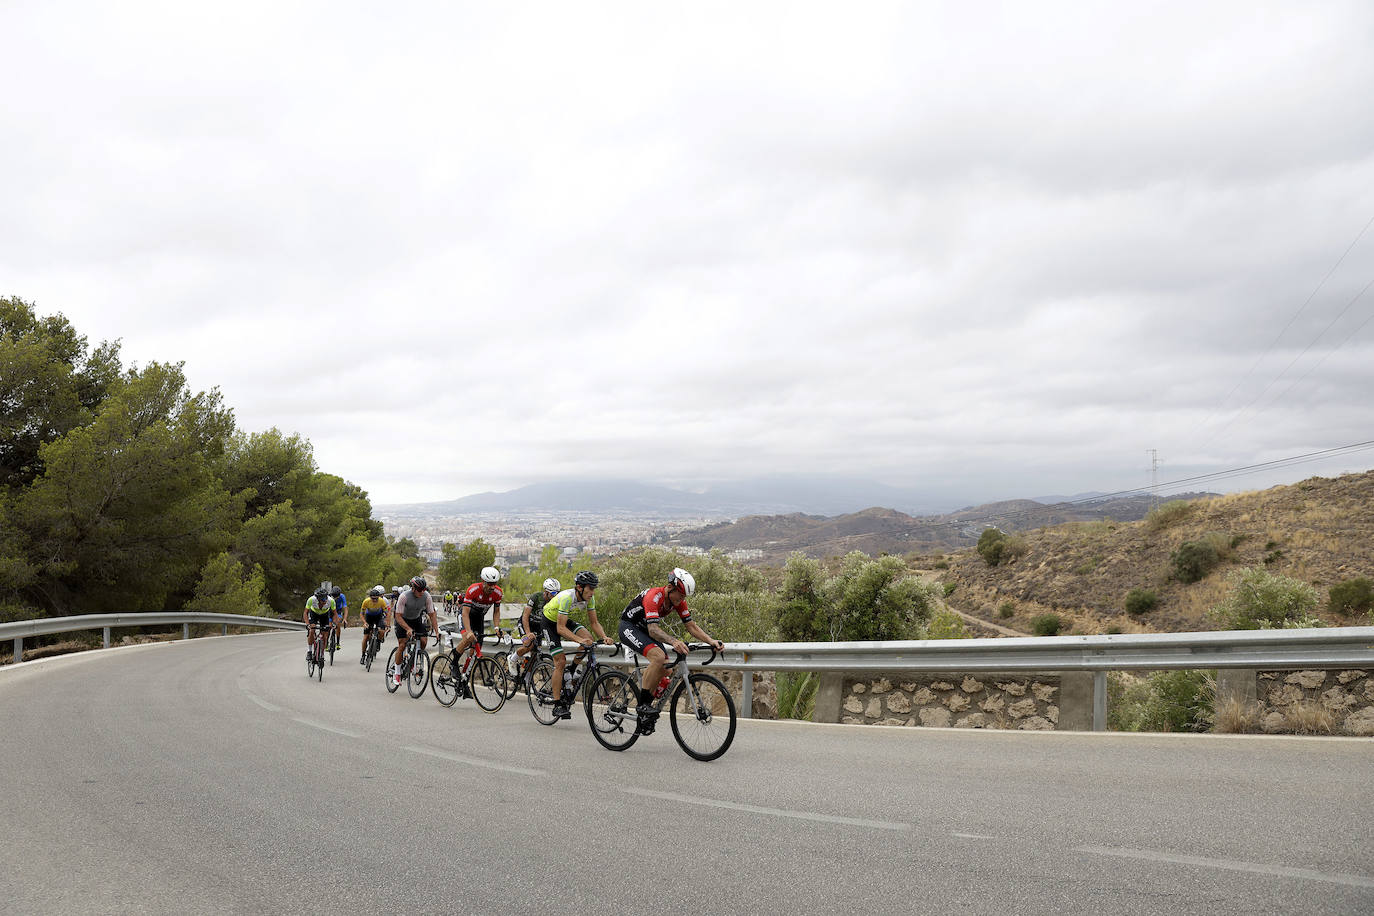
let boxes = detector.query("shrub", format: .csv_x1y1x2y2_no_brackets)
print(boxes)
775,671,817,720
942,582,958,597
926,608,971,639
1124,588,1157,615
1328,577,1373,616
1170,537,1227,583
998,600,1015,619
932,560,950,570
1031,613,1063,636
977,528,1007,566
1073,558,1098,575
1108,669,1213,732
1000,535,1029,564
1209,567,1320,630
1146,499,1195,531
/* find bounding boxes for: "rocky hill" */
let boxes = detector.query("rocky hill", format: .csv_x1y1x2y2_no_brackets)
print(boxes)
936,470,1374,635
667,492,1217,560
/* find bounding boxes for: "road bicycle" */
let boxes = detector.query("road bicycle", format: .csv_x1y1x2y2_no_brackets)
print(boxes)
362,623,386,672
586,643,736,761
305,624,330,682
327,619,343,666
429,627,509,713
526,641,621,727
385,626,430,699
495,625,548,701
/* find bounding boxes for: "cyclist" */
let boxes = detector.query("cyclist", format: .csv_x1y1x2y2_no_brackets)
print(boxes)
544,571,614,720
359,585,391,664
507,577,560,676
442,590,453,614
330,586,348,651
389,576,437,688
618,568,724,733
303,587,335,662
452,566,504,662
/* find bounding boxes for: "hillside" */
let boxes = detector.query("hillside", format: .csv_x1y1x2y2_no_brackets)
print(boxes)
937,471,1374,634
667,492,1217,559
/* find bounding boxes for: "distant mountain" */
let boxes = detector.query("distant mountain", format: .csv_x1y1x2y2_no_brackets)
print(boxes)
377,476,966,518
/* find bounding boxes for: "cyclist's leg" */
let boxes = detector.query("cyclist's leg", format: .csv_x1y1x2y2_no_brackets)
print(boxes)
618,620,666,706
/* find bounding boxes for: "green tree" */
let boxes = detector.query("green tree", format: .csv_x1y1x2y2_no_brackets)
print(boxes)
1210,567,1321,630
437,538,496,591
976,528,1007,566
823,552,940,641
186,552,269,616
778,552,827,641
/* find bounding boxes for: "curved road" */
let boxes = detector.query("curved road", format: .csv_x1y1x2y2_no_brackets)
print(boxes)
4,633,1372,915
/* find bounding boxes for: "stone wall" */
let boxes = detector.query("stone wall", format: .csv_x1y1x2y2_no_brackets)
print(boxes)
1255,669,1374,736
838,674,1061,730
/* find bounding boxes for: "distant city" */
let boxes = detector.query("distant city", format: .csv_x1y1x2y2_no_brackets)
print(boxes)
376,510,762,568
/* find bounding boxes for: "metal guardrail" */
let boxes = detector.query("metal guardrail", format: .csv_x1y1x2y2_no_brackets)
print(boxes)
2,612,305,665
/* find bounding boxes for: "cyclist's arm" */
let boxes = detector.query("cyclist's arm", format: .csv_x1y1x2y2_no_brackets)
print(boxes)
587,609,611,643
647,621,687,653
684,620,722,650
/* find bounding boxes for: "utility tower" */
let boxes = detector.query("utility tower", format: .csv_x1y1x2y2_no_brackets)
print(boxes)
1146,449,1162,509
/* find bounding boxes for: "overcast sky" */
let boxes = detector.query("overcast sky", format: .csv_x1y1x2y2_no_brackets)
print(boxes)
4,1,1373,507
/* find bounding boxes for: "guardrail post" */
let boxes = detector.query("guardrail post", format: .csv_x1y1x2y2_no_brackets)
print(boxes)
11,637,20,664
103,627,111,649
183,623,190,641
222,624,228,637
1092,671,1107,731
1058,672,1093,730
812,673,844,724
741,671,753,719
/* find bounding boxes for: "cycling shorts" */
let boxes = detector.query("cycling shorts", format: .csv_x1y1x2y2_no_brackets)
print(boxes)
546,617,587,655
461,605,491,642
395,619,429,640
618,620,663,659
308,611,332,629
363,609,386,627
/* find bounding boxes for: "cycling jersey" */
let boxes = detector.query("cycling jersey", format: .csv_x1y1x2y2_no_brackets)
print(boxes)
394,587,433,621
360,596,388,624
332,592,347,614
461,582,503,610
621,587,690,626
542,588,595,623
525,591,553,616
305,595,336,614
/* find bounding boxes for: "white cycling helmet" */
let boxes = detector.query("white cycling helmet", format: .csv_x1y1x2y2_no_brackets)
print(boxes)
669,567,696,597
480,566,500,583
542,577,561,593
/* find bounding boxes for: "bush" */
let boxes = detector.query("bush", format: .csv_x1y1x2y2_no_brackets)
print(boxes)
1001,535,1029,564
1031,613,1063,636
925,608,970,639
775,671,817,720
998,601,1015,619
977,528,1007,566
1108,669,1213,732
1170,536,1229,583
1124,588,1157,615
1328,577,1373,616
932,560,949,570
1146,499,1195,531
1209,567,1321,630
942,582,958,597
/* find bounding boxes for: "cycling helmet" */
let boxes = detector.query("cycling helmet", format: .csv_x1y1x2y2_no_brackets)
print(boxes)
668,567,696,597
410,575,427,592
330,586,342,597
480,566,500,583
542,577,561,593
368,585,384,597
573,570,599,588
314,588,328,603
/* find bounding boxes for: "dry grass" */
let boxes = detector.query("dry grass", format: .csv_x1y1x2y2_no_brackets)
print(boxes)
1212,697,1264,733
1282,701,1337,736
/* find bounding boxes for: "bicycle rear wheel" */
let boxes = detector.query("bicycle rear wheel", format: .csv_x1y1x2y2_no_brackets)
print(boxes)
587,669,639,751
669,672,735,761
527,660,558,726
493,650,521,699
307,648,315,679
407,648,429,698
384,650,401,693
430,654,460,707
468,657,507,713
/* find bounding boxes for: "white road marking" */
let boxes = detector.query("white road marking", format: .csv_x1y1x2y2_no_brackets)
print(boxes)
405,744,548,778
951,833,996,839
292,717,362,738
625,786,912,832
247,695,281,713
1077,846,1374,889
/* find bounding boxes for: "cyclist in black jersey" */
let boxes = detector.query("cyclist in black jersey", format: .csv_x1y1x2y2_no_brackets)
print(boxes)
508,577,560,676
619,568,724,731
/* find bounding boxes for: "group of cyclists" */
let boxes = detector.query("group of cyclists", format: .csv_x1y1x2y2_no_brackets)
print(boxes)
301,565,725,733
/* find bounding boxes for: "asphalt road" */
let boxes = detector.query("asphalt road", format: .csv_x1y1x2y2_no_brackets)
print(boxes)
3,632,1372,915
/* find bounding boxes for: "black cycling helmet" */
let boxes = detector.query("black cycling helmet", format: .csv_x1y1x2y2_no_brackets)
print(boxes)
330,586,342,597
314,588,328,602
573,570,599,588
410,575,428,592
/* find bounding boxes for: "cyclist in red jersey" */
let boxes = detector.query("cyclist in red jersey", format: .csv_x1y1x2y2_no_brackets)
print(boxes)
452,566,504,658
617,567,724,731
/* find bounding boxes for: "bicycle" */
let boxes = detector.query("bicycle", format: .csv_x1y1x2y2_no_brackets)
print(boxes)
305,623,328,682
429,627,509,713
586,643,736,761
526,641,621,727
328,620,343,666
385,627,430,699
362,623,386,672
494,626,545,701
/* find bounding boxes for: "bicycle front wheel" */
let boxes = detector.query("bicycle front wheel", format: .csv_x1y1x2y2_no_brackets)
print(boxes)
468,657,507,713
384,651,400,693
669,672,735,761
430,653,460,707
587,669,639,752
493,651,521,699
527,660,558,726
407,649,429,698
